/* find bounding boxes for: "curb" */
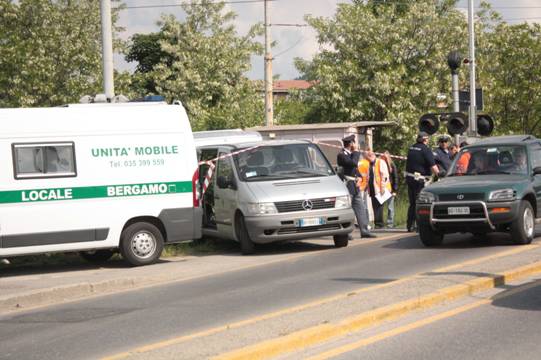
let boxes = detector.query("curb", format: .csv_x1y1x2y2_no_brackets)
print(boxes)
214,260,541,360
0,277,152,312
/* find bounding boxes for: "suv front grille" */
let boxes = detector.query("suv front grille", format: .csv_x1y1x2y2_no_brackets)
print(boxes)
275,198,336,213
438,193,485,201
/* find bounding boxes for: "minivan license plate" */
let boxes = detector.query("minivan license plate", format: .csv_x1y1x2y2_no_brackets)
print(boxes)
448,207,470,215
298,218,324,227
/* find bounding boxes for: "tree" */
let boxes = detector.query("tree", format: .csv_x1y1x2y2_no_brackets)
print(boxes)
0,0,124,107
128,0,264,131
477,21,541,137
295,0,468,154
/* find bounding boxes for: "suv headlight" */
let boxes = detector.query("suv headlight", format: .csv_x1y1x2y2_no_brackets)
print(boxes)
335,195,351,209
246,202,278,215
417,191,435,204
488,189,515,202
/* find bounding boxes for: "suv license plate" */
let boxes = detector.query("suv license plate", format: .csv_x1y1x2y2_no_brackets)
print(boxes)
298,218,324,227
448,207,470,215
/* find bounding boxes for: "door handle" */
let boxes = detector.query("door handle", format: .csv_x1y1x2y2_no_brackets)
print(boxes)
215,195,221,200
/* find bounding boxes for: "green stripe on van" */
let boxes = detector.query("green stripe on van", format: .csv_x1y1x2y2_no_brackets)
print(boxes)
0,181,192,204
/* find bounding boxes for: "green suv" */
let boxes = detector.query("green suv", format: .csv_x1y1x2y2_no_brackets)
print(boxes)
416,135,541,246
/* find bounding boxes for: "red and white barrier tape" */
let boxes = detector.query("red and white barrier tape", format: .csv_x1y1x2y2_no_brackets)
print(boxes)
197,142,406,199
315,141,407,161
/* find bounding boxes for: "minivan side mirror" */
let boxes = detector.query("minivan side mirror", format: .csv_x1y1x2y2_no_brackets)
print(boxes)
533,166,541,176
217,176,237,190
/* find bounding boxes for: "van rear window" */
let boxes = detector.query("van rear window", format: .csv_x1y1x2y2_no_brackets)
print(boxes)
12,142,76,179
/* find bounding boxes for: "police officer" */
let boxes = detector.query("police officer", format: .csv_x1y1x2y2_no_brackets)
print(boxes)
337,135,375,238
433,135,452,173
405,132,440,232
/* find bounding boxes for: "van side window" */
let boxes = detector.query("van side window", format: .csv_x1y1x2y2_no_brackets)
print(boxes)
13,142,76,179
217,153,235,182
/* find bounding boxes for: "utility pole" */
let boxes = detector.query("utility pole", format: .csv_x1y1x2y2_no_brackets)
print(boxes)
100,0,115,100
264,0,274,126
467,0,476,136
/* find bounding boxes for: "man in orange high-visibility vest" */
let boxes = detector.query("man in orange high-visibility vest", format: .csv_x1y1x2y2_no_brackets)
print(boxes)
358,151,390,229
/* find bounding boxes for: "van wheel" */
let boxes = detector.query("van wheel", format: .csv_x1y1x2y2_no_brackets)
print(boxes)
333,234,349,248
419,224,444,247
236,214,255,255
79,250,114,264
120,222,164,266
510,200,534,245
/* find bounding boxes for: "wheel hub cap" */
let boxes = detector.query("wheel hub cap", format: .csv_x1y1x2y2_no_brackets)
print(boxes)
524,207,534,238
131,231,156,259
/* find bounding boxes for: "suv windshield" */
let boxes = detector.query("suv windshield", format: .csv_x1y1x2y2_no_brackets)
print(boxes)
235,143,334,181
449,145,528,176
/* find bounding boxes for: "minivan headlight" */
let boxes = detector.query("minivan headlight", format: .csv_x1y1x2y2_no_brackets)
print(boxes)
488,189,515,202
335,195,351,209
246,202,278,215
417,191,435,204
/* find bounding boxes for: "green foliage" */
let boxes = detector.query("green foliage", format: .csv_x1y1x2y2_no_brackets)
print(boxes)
0,0,123,107
274,93,312,125
126,0,265,131
295,0,468,152
478,22,541,137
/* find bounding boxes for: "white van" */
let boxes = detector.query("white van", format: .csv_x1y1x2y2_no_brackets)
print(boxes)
0,102,202,266
197,138,355,254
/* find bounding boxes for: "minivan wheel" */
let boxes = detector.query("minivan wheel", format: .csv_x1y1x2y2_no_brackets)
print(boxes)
419,224,444,247
120,222,164,266
79,249,114,264
333,234,349,248
510,200,534,245
236,214,255,255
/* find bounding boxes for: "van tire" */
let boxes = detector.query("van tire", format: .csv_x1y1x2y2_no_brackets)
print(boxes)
333,234,349,248
419,224,444,247
120,222,164,266
79,250,114,264
510,200,534,245
236,215,255,255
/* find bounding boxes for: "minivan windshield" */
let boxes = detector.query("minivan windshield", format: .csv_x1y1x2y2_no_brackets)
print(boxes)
235,143,335,181
448,145,528,176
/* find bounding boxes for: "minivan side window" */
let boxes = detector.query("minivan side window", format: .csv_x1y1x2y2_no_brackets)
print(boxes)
13,142,76,179
217,153,235,183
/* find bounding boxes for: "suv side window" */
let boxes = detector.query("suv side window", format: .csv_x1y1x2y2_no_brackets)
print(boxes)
531,145,541,170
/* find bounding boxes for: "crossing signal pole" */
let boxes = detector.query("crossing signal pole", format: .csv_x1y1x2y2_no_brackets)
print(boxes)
264,0,274,127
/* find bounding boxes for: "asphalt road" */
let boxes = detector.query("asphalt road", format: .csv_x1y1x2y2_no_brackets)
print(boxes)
0,233,534,360
334,278,541,360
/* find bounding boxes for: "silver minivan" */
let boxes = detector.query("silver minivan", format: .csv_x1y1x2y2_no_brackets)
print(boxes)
197,140,355,254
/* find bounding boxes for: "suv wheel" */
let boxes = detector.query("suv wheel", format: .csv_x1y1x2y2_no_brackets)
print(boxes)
419,224,444,247
510,200,534,245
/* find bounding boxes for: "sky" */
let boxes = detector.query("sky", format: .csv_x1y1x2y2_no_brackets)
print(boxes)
116,0,541,80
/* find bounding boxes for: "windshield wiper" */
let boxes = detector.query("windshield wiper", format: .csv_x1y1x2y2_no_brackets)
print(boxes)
291,170,329,177
475,170,512,175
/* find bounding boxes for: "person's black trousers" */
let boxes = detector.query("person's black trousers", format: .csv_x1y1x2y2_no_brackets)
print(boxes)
406,178,424,231
370,195,384,228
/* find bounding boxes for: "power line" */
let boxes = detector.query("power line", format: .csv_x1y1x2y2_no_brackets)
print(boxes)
274,36,305,58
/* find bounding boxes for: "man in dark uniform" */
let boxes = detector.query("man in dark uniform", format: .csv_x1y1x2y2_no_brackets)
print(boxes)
433,135,452,173
405,132,440,232
337,135,375,238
